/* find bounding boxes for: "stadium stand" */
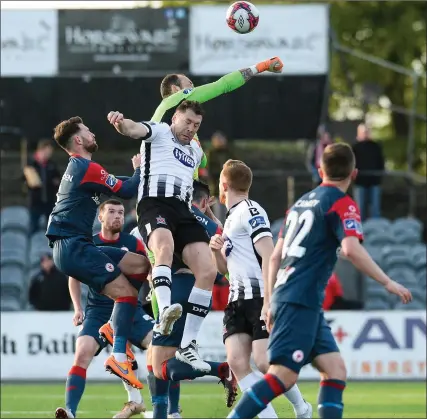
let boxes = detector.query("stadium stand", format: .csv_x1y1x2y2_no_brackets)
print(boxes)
0,206,425,311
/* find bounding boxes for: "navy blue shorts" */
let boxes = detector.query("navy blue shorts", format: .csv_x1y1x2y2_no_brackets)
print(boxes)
267,301,339,374
53,236,126,293
79,305,155,355
152,273,196,348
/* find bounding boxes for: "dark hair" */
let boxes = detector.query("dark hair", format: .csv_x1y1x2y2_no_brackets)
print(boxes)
193,180,210,203
176,100,205,117
99,199,124,213
160,74,182,98
37,138,54,150
53,116,83,151
321,143,355,181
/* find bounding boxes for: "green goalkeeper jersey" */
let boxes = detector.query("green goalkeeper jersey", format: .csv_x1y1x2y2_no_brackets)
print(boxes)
150,70,246,179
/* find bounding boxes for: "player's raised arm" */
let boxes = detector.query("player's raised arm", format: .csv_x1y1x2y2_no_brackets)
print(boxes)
180,57,284,104
79,158,140,200
108,111,162,141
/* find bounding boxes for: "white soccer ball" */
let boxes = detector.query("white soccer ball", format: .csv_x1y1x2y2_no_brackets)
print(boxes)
226,1,260,34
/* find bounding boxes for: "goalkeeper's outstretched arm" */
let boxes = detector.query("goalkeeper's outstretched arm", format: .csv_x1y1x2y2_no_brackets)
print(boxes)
189,56,284,103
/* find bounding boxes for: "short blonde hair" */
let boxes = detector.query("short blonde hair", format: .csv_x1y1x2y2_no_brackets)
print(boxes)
222,159,252,192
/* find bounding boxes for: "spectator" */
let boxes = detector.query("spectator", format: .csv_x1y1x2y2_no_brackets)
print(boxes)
352,123,385,220
207,131,236,221
323,273,363,311
306,126,333,187
29,253,71,311
23,139,60,234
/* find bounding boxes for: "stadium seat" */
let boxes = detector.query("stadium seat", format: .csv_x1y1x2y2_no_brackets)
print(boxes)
417,268,426,288
0,297,21,311
410,288,426,303
386,267,417,286
411,244,427,270
363,230,395,247
363,217,392,236
0,206,30,235
392,227,422,245
393,300,424,310
0,266,25,294
0,232,28,269
381,245,412,270
363,245,383,265
393,217,423,235
364,298,391,310
29,231,51,268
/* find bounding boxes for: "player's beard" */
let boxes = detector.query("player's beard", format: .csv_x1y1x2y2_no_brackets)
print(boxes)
85,142,98,153
110,221,122,234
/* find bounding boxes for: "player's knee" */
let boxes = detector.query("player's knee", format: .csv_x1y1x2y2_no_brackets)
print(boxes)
105,274,138,299
153,363,165,380
194,264,217,289
74,348,94,369
254,357,270,374
323,356,347,381
227,354,251,378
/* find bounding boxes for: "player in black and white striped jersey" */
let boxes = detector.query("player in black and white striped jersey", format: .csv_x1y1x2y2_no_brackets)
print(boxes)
107,101,218,372
210,160,312,419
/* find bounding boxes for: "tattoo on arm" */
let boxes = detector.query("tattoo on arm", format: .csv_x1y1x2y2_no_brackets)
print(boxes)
239,67,254,82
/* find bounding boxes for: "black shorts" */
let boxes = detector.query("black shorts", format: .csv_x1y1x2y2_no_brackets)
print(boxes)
137,197,209,256
222,297,269,343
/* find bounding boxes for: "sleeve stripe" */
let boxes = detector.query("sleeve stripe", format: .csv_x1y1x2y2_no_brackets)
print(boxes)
140,122,153,140
251,227,271,241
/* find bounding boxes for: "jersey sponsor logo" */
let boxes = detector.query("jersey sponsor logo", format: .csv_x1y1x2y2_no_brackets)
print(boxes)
183,88,193,94
344,218,362,234
173,148,195,168
105,263,114,272
249,215,266,228
62,173,73,182
105,174,118,188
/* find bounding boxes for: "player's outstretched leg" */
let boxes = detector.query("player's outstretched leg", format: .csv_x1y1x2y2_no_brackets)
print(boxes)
103,275,143,389
163,358,238,408
99,322,136,362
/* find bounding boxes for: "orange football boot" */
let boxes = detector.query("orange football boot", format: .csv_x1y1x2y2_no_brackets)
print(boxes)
105,355,143,389
99,323,135,362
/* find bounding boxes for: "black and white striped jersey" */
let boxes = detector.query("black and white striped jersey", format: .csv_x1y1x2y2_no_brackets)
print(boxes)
223,199,272,303
137,122,203,204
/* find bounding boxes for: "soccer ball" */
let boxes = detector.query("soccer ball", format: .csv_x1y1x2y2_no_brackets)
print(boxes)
226,1,260,34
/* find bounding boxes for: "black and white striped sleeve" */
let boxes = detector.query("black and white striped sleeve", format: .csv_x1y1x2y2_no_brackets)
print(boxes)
242,205,272,244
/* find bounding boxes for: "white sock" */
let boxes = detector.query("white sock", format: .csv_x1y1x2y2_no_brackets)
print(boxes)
180,287,212,348
123,368,143,403
284,384,307,413
113,352,127,363
152,265,172,314
238,371,278,419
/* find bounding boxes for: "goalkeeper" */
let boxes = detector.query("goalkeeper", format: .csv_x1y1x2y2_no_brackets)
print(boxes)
150,56,284,179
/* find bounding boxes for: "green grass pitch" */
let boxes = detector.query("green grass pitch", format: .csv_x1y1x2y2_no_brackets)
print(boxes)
1,381,425,418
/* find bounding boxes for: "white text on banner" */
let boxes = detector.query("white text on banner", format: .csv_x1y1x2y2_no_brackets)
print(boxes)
1,10,58,77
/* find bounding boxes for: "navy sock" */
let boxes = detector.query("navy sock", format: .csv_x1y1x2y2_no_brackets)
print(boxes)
65,365,86,416
147,365,169,419
111,296,137,355
163,358,228,381
228,374,285,419
318,379,346,419
168,381,181,415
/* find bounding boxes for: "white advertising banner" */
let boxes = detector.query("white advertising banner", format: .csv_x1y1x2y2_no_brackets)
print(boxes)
190,4,329,76
1,311,426,381
1,10,58,76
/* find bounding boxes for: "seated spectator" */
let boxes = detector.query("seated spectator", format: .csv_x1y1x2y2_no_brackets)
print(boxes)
29,253,71,311
323,273,363,311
